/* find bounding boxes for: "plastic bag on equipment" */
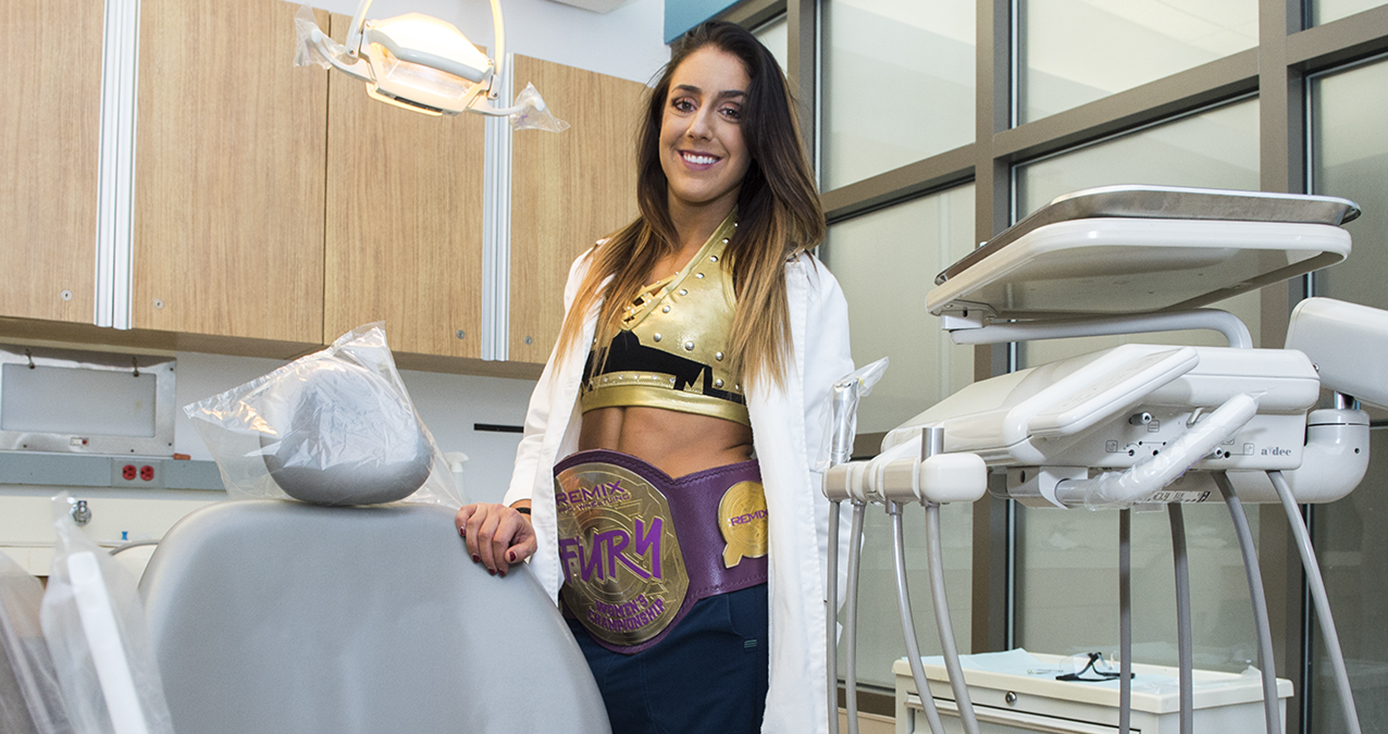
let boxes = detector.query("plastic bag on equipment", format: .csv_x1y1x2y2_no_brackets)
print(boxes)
185,323,462,508
292,4,349,70
39,494,174,734
0,553,73,734
815,357,890,472
509,83,570,132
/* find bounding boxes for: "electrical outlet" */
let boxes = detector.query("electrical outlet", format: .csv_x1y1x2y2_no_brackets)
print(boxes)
110,460,163,488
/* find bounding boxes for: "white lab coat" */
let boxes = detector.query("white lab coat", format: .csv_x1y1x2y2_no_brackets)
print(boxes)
503,246,855,734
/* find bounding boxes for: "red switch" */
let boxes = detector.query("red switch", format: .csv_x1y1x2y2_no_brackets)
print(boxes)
122,464,137,480
140,465,155,482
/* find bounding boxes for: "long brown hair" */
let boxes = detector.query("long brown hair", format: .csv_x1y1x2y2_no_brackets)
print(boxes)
554,21,825,388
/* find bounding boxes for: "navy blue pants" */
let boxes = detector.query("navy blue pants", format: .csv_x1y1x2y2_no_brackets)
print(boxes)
567,584,769,734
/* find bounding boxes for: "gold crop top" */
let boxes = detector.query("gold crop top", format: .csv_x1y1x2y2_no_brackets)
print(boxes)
580,214,749,426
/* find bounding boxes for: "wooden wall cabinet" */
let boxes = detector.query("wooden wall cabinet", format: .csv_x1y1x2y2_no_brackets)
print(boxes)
1,0,104,325
508,55,647,366
2,1,649,376
132,0,328,346
322,14,486,362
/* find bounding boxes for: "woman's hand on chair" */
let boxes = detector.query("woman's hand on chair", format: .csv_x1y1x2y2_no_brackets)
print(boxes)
456,502,535,577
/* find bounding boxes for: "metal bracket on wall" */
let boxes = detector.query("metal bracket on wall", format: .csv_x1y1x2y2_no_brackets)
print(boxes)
0,344,175,456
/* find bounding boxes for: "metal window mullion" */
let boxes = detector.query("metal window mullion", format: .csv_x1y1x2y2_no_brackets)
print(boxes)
969,0,1013,659
785,0,817,172
996,50,1259,165
1287,4,1388,71
821,145,975,224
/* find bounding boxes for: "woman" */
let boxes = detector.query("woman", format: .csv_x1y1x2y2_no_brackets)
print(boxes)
456,21,853,734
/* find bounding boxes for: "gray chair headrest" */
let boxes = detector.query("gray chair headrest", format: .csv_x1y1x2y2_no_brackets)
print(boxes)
258,361,431,506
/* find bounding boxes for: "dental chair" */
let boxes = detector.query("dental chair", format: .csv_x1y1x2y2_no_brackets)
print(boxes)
138,354,611,734
138,501,610,734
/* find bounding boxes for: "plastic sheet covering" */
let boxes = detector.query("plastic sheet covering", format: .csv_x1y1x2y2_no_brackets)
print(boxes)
186,324,461,508
39,495,173,734
1,553,73,734
292,4,347,71
510,83,570,132
816,357,890,472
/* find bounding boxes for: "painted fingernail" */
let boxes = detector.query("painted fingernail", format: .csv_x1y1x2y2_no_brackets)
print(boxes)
507,551,516,563
472,555,480,563
499,569,507,578
458,527,465,538
488,568,496,576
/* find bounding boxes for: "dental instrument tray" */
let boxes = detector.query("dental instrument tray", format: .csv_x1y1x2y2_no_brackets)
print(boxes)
928,186,1357,321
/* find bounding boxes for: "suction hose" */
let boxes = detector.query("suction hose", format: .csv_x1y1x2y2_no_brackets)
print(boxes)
1119,509,1131,734
1168,504,1193,734
1213,472,1281,734
1269,470,1362,734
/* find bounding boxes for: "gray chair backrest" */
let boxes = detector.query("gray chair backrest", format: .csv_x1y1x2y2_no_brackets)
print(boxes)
139,500,610,734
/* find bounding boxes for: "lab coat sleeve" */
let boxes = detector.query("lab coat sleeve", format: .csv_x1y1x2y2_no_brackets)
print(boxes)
755,252,856,734
501,249,594,507
798,257,857,607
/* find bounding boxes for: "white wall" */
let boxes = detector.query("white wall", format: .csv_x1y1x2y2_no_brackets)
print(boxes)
0,350,538,578
305,0,670,83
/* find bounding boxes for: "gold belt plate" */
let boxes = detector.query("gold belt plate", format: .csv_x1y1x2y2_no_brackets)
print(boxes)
717,480,768,567
554,462,689,648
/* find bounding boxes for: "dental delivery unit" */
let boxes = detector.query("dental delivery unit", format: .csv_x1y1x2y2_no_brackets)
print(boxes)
822,185,1379,734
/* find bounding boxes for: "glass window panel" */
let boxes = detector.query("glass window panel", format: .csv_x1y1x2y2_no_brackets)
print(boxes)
839,502,973,689
1311,59,1388,312
1010,99,1264,672
1309,428,1388,730
1014,98,1262,367
1309,57,1388,727
822,0,974,190
821,188,976,688
752,14,788,75
1018,0,1257,124
1017,503,1263,673
823,186,976,433
1312,0,1388,26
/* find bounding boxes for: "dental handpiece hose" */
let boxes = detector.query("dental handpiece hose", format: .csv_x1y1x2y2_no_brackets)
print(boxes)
826,499,841,734
890,501,948,734
925,501,980,734
843,501,866,734
823,358,889,734
916,425,979,734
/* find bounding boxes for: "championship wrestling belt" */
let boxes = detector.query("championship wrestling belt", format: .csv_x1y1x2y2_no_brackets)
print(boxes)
553,449,769,654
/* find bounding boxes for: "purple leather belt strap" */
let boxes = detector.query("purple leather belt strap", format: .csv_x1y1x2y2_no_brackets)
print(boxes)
554,449,767,654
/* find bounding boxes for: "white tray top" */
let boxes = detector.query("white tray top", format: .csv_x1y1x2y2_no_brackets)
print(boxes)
927,187,1357,320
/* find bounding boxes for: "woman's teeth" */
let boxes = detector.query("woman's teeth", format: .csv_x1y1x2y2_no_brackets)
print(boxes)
682,152,718,165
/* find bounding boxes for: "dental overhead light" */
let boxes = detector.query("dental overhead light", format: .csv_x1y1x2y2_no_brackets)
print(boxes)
295,0,566,128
